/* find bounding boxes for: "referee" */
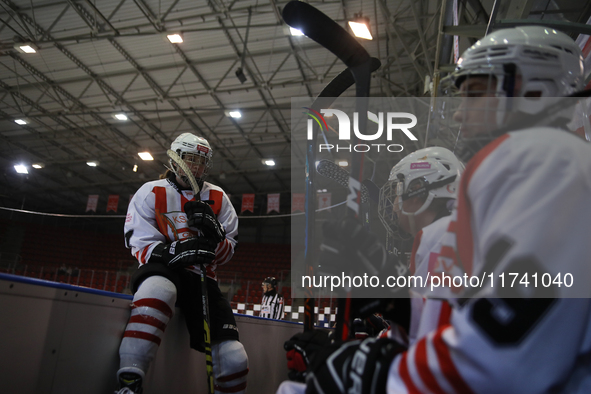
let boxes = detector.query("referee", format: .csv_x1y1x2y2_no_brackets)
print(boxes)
260,277,284,320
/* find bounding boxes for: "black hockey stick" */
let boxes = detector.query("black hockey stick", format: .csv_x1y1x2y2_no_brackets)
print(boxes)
283,1,376,341
167,150,214,394
300,60,380,332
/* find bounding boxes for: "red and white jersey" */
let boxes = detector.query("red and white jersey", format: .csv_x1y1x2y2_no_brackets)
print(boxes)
387,128,591,393
408,215,454,345
124,178,238,280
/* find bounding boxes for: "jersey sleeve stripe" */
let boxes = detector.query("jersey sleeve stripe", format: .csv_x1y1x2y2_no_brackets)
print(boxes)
139,246,150,265
398,351,423,393
415,338,447,394
432,326,474,394
437,302,452,328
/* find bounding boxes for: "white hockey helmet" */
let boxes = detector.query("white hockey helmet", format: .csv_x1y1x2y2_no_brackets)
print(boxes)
378,147,464,241
170,133,213,183
453,25,584,114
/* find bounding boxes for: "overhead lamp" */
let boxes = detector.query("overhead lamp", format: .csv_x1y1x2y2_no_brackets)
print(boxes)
133,164,138,172
167,33,183,43
113,113,128,121
338,160,349,167
225,110,242,119
14,42,38,53
14,119,27,125
263,159,276,166
235,67,247,84
348,14,373,40
14,164,28,174
32,163,45,169
86,161,99,167
138,151,154,160
289,27,304,36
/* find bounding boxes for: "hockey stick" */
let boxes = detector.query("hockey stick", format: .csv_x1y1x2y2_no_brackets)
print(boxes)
283,1,376,341
300,59,381,332
167,149,214,394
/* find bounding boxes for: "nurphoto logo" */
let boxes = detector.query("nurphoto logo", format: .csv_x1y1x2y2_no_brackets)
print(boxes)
304,108,418,153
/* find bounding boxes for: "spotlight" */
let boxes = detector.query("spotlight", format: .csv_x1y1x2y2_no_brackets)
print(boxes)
86,161,99,167
113,113,128,121
138,152,154,160
167,33,183,43
235,67,247,84
14,42,38,53
263,159,276,166
14,119,27,125
14,164,28,174
348,14,373,40
225,110,242,119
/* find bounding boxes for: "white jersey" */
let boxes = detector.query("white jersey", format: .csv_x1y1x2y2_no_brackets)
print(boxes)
260,291,284,320
387,128,591,393
408,215,453,345
124,177,238,279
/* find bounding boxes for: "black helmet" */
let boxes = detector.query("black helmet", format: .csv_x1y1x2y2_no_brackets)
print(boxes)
262,277,277,288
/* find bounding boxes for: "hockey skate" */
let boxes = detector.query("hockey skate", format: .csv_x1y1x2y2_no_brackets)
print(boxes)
115,372,143,394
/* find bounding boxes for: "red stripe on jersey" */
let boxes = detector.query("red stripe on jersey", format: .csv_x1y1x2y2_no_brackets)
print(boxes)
214,382,247,393
181,192,190,209
432,326,474,394
129,314,167,332
409,230,423,275
456,134,509,276
152,186,170,240
439,245,455,260
447,220,457,232
139,246,150,265
415,338,446,394
437,302,452,327
216,368,249,382
209,190,223,216
132,298,173,318
123,330,162,345
398,352,423,393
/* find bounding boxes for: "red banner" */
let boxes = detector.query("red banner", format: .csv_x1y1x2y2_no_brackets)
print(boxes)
241,193,255,213
267,193,280,213
292,193,305,213
107,195,119,212
86,195,99,212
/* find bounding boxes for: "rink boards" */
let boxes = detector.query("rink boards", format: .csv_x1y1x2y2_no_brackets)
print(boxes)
0,273,303,394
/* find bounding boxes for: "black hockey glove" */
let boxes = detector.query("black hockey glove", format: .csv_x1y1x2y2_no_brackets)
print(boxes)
319,217,409,296
184,200,226,244
305,337,405,394
284,330,332,382
149,237,216,269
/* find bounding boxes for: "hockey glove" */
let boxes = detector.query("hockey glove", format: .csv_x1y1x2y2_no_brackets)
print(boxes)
305,337,405,394
284,330,332,382
149,237,216,269
184,200,226,244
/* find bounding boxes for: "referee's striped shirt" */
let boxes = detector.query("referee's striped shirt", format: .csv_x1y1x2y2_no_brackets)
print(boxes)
260,291,284,320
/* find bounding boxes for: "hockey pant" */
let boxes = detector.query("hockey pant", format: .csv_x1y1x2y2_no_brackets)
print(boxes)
118,275,249,393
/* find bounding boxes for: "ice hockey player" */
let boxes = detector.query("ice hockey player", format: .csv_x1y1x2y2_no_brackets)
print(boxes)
116,133,248,394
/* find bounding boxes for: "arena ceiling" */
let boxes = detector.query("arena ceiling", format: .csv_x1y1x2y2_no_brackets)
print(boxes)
1,0,590,215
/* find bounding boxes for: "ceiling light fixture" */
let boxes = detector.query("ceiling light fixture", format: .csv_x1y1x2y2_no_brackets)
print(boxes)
290,27,304,36
138,152,154,160
167,33,183,43
348,14,373,40
113,113,128,121
14,119,27,125
86,161,99,167
14,164,28,174
235,67,247,84
225,110,242,119
133,164,138,172
263,159,276,166
14,42,38,53
32,163,45,169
